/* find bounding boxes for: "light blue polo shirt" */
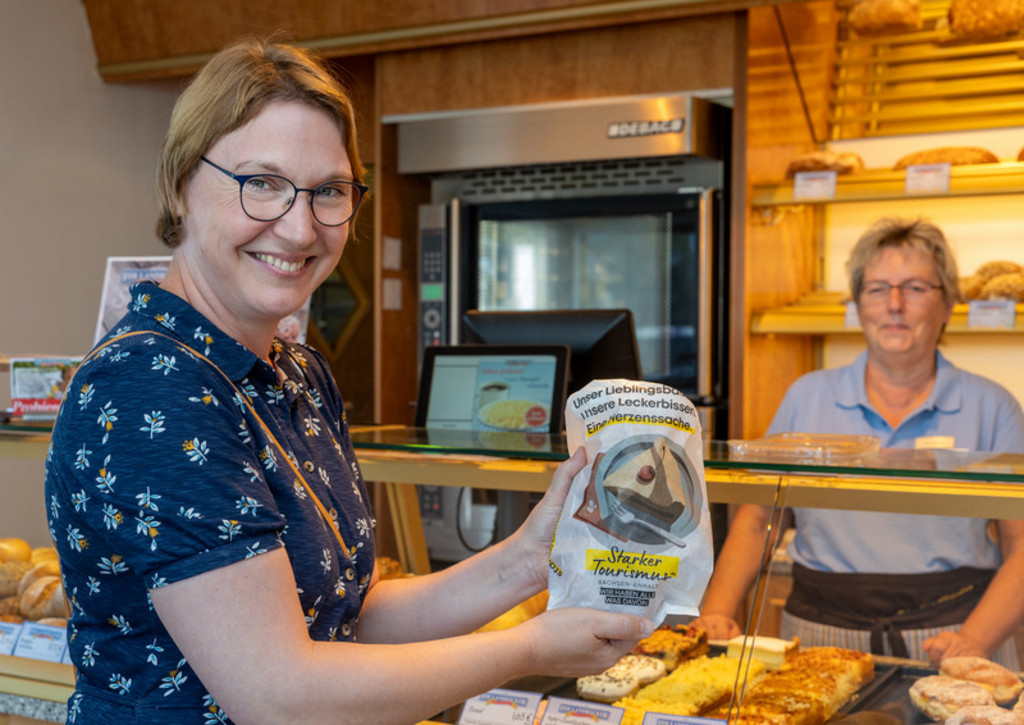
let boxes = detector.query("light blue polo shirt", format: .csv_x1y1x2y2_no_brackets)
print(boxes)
768,350,1024,574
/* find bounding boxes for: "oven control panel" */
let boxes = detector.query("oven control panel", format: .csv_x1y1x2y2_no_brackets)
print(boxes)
418,204,448,351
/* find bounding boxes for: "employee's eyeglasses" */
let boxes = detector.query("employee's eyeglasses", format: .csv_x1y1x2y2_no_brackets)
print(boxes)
201,156,368,227
860,279,942,304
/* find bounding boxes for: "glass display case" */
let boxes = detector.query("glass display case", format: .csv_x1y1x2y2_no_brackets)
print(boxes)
4,423,1024,723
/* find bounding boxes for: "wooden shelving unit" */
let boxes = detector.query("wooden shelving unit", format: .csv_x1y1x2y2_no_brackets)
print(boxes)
751,291,1024,335
751,161,1024,208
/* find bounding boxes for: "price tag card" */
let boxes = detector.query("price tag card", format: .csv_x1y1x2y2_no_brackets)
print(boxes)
792,171,837,200
0,621,22,656
539,696,624,724
844,300,861,329
640,715,721,725
12,622,67,662
904,163,951,194
457,688,543,725
967,300,1016,330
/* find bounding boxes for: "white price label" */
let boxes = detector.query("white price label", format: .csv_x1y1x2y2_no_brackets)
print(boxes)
844,300,861,329
904,163,951,194
792,170,837,200
458,689,543,725
12,622,67,662
640,714,722,725
539,696,624,724
0,621,22,656
967,300,1016,330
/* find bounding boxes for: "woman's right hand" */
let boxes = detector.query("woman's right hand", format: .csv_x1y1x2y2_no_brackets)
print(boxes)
516,607,654,678
691,612,741,640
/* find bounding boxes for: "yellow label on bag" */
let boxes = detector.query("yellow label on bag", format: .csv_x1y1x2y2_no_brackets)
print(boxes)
585,547,679,580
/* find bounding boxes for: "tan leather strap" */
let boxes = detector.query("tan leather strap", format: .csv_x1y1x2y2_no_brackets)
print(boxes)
81,330,350,558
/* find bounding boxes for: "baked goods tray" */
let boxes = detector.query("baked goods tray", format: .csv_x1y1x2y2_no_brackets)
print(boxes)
830,664,935,724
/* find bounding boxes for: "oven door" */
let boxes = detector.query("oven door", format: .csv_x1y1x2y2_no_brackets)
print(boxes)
456,191,717,400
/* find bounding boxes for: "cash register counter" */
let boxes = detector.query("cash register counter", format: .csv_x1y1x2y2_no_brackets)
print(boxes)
4,424,1024,722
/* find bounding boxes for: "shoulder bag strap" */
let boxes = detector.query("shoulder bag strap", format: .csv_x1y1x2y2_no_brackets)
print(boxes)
80,329,351,558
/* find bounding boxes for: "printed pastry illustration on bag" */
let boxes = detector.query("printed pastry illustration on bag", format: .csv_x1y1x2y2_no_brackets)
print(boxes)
573,435,701,548
548,379,713,622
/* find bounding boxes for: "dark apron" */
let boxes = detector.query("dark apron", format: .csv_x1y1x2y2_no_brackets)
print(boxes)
784,563,995,658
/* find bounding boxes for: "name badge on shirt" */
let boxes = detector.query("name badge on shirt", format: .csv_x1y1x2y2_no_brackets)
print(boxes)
915,435,956,449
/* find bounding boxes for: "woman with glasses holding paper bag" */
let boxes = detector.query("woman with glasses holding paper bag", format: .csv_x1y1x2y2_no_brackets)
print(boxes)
44,40,652,725
696,218,1024,667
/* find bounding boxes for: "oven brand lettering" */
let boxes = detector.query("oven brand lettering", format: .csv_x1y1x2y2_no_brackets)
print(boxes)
607,118,685,138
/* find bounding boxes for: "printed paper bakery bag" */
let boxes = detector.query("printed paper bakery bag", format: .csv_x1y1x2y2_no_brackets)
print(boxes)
547,379,712,622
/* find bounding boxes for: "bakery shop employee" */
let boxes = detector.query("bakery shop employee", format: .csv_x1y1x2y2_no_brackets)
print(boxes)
695,218,1024,668
44,39,653,725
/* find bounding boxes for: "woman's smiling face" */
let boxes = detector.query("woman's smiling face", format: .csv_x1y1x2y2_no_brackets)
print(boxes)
174,100,352,349
857,245,953,366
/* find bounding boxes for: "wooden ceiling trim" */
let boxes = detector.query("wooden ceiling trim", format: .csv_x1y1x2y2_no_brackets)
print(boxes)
85,0,795,82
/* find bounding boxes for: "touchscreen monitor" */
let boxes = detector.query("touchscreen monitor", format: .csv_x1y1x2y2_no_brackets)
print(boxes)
415,344,570,433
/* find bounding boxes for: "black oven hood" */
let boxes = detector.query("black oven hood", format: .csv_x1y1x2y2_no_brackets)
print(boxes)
388,93,729,175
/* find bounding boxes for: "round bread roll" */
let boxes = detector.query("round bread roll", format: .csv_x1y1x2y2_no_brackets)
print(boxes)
30,546,59,565
0,614,24,624
0,595,20,617
941,656,1024,705
45,580,69,619
909,675,996,721
960,275,986,301
0,561,33,597
17,560,61,599
19,575,61,620
35,617,68,629
979,272,1024,302
974,261,1022,281
0,538,32,564
945,705,1021,725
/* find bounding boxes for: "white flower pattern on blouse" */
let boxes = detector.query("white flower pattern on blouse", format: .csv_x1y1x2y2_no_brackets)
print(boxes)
45,282,375,724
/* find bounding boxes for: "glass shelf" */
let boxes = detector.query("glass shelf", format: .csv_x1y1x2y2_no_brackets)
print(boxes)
348,426,1024,484
8,423,1024,484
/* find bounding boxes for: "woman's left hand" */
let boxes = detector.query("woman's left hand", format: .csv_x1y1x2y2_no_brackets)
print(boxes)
512,446,587,588
922,630,986,665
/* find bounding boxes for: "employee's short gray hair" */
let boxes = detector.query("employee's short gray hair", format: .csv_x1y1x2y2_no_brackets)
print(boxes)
846,217,960,305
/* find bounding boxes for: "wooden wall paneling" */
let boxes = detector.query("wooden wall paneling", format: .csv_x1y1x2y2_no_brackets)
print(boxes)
373,15,740,423
377,15,738,117
742,2,837,439
728,12,749,440
373,121,432,425
82,0,791,82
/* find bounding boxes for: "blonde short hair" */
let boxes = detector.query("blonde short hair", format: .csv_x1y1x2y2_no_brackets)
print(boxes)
155,39,364,247
846,217,960,306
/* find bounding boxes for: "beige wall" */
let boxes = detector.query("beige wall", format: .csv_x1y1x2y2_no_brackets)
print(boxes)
1,0,180,544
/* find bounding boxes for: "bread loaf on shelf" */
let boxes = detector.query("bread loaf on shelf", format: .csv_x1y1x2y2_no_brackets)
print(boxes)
894,146,999,169
0,561,33,597
948,0,1024,40
786,150,865,178
848,0,922,35
19,574,67,620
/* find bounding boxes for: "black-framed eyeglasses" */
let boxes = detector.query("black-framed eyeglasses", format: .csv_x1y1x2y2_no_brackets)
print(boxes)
200,156,368,227
861,279,942,304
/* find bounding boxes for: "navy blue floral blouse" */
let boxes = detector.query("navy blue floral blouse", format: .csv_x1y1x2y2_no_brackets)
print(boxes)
44,282,375,724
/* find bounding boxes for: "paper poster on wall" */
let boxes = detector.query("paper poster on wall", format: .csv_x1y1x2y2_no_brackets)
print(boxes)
94,256,172,344
94,256,310,345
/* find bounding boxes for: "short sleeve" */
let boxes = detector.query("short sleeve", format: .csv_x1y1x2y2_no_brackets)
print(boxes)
48,338,286,587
